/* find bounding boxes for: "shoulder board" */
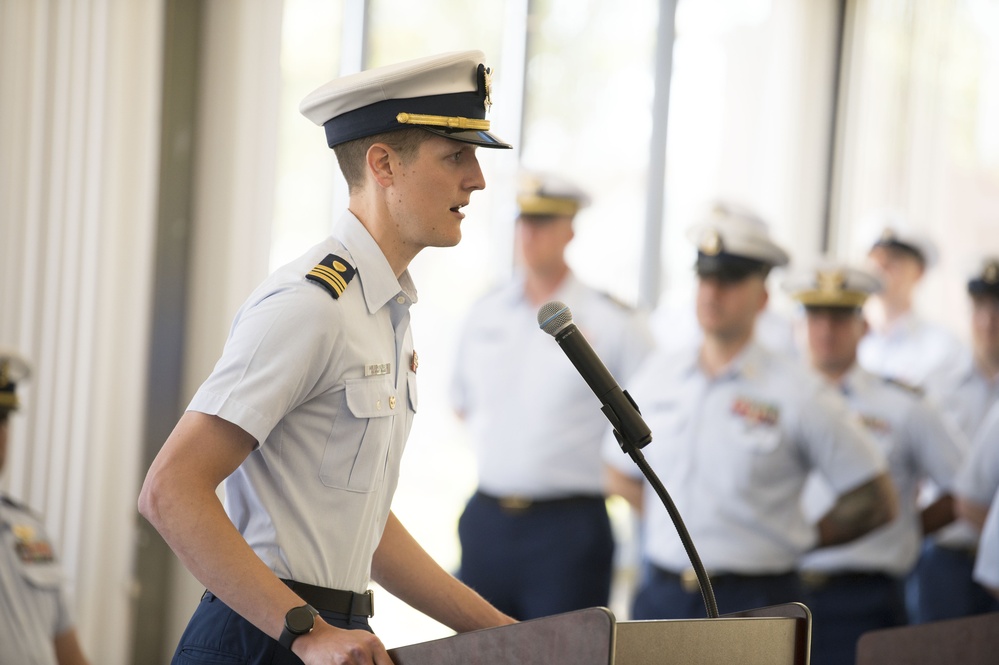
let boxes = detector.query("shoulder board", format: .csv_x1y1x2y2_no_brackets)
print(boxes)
306,254,356,300
882,376,924,397
1,494,36,515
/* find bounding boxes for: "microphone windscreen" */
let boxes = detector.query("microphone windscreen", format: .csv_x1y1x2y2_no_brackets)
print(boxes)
537,301,573,336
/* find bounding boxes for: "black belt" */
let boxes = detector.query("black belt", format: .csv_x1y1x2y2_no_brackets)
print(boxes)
475,490,604,513
800,570,897,591
281,579,374,617
653,566,797,593
201,581,374,618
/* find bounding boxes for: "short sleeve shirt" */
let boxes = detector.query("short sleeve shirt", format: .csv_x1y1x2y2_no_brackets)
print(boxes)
973,486,999,590
858,312,964,389
189,212,418,593
954,402,999,507
605,342,886,574
451,273,654,497
800,366,966,575
0,496,72,665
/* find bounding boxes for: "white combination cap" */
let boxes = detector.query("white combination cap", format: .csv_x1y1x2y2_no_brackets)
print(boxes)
0,347,31,412
516,171,591,217
686,201,790,278
300,50,511,149
783,259,882,309
861,209,939,268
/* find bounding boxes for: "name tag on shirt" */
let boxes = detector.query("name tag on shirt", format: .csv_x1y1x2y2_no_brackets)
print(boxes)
365,363,391,377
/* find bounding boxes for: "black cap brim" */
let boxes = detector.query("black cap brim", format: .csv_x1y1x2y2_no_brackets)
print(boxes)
421,127,512,149
695,252,769,281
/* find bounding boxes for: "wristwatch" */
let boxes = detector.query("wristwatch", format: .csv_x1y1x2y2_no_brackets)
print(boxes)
279,604,319,650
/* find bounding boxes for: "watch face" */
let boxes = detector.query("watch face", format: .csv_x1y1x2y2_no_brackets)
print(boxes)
286,605,316,634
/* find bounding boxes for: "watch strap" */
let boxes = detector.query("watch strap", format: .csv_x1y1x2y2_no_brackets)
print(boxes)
279,604,319,651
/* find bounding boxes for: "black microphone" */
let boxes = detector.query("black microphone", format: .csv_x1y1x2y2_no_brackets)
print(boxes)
537,300,652,450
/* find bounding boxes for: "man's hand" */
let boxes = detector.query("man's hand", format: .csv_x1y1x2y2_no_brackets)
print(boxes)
292,620,394,665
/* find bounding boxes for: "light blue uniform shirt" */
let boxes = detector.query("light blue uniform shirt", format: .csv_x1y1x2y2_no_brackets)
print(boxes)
189,212,417,593
925,351,999,440
954,402,999,508
858,312,964,389
973,486,999,590
921,351,997,547
452,273,654,497
0,496,72,665
605,341,887,574
800,366,966,576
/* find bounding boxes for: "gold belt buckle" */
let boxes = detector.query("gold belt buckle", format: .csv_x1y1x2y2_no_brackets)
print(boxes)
498,496,533,512
800,570,829,590
681,568,701,593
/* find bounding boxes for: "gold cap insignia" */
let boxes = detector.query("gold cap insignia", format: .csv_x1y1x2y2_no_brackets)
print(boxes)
817,269,846,293
483,67,493,112
699,229,723,256
985,261,999,284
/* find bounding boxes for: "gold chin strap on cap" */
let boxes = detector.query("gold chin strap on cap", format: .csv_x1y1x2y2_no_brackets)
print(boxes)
396,112,491,131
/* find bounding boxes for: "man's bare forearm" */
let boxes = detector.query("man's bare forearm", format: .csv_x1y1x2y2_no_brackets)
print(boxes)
815,473,897,549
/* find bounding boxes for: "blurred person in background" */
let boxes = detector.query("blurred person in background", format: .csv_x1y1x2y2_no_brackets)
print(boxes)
857,211,963,390
909,257,999,623
451,171,654,619
0,347,90,665
604,204,896,620
784,262,965,665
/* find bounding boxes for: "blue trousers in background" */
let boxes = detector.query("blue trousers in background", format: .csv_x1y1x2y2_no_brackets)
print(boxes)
458,491,614,620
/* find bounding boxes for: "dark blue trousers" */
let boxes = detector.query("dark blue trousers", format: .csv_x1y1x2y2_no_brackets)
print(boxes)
906,540,999,623
802,572,906,665
457,491,614,620
633,565,804,620
171,591,373,665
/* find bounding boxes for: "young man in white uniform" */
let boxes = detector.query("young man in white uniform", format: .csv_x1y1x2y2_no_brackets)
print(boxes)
0,348,90,665
785,262,966,665
452,172,653,619
857,214,963,389
909,257,999,622
139,52,516,665
604,205,897,620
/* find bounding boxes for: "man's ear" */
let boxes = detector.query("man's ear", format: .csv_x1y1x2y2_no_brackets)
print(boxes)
366,143,396,189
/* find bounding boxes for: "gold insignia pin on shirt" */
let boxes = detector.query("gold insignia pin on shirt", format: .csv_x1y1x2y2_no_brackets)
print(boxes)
411,350,419,373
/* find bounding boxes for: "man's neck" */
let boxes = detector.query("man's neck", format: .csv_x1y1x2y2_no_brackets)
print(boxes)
347,202,414,279
699,331,753,377
879,297,913,329
523,264,570,307
975,351,999,382
815,359,856,385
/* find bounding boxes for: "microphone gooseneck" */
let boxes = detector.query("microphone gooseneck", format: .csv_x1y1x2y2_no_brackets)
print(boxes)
538,300,719,619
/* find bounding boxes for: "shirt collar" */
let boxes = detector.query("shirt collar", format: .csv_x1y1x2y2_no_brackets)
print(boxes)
692,338,768,381
838,362,869,395
334,211,418,314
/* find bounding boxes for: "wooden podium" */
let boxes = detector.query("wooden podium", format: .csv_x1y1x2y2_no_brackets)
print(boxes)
388,604,811,665
856,611,999,665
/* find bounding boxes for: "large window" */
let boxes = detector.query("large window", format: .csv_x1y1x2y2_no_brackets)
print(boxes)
832,0,999,342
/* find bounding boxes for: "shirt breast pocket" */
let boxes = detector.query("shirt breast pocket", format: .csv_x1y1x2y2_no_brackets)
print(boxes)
18,558,63,592
319,376,397,493
734,421,782,455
